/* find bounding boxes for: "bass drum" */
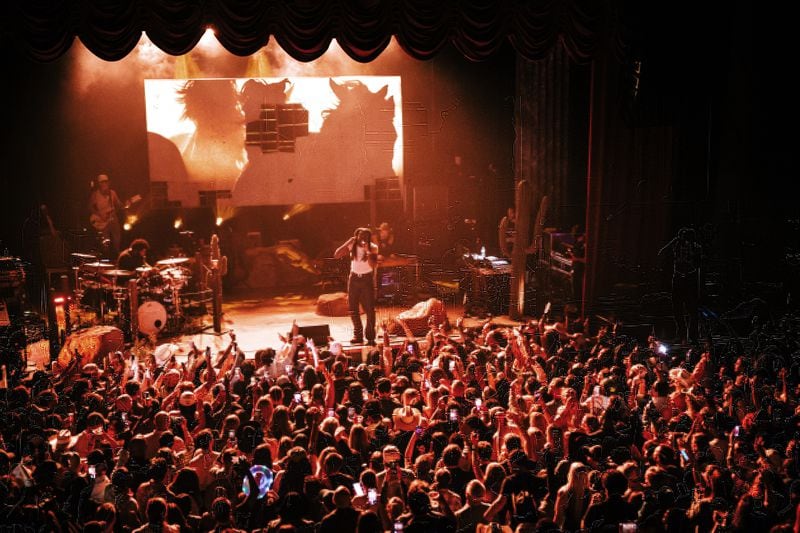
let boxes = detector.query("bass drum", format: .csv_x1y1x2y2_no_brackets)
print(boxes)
137,300,167,335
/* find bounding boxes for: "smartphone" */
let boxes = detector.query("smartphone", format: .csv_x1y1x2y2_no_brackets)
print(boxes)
406,344,414,354
474,398,482,409
251,376,257,386
543,302,551,315
393,522,403,532
414,426,423,436
88,465,96,478
285,365,293,376
620,523,638,533
680,449,690,461
733,425,740,437
449,360,455,371
352,482,365,497
368,488,377,505
362,389,369,401
228,430,236,440
449,409,458,422
551,428,562,447
143,391,150,400
327,408,335,419
348,407,356,419
121,412,127,423
293,392,302,403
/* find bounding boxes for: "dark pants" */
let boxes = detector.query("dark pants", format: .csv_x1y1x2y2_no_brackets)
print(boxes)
672,271,699,342
348,272,376,342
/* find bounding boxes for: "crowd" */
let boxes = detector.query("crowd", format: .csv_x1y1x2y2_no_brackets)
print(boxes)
2,306,800,533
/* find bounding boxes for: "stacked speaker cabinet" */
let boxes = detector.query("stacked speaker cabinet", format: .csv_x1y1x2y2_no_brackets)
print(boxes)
412,184,450,263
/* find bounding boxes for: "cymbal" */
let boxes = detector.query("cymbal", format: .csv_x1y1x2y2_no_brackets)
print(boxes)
104,269,134,277
136,266,156,273
157,257,190,266
70,252,96,260
83,261,113,269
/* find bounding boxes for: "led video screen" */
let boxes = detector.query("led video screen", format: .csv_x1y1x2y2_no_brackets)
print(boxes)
145,76,402,207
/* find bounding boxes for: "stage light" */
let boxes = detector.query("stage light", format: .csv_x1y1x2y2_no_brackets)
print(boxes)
194,27,221,55
216,216,224,226
51,293,70,341
658,343,668,354
124,214,138,232
282,203,311,221
174,218,183,229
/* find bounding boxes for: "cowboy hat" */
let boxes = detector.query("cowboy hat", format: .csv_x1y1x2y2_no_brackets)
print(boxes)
392,405,422,432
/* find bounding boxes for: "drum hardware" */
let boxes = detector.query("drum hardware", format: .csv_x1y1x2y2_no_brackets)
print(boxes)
68,255,204,338
72,266,84,302
112,287,128,318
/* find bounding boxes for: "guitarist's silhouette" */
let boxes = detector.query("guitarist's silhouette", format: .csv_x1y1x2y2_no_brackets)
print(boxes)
89,173,131,257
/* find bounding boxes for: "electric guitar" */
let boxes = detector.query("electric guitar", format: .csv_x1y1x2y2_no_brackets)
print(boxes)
90,194,141,231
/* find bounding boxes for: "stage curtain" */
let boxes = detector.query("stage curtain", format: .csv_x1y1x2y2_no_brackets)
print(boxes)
8,0,616,63
515,42,573,229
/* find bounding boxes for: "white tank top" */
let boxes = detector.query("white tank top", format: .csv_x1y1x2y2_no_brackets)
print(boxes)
350,243,374,275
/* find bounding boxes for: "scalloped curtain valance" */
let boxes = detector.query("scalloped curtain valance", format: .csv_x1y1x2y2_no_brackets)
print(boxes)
5,0,622,63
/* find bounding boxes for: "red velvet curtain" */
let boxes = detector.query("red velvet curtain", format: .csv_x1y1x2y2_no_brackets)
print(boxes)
7,0,615,63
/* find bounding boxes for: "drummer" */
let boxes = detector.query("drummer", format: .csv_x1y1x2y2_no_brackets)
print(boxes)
116,238,151,271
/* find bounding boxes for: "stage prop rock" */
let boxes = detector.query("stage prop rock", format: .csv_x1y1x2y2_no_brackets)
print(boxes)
56,325,125,371
316,292,351,317
388,298,448,336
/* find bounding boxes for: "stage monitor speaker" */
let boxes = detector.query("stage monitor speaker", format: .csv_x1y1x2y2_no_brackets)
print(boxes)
413,185,449,222
297,324,331,347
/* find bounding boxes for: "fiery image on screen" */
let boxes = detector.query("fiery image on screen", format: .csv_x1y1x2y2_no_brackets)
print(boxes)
145,76,403,208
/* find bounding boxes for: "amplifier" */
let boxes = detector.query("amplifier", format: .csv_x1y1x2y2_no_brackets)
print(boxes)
550,252,573,277
465,266,510,316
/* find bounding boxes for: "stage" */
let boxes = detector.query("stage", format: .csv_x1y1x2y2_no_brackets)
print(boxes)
128,286,489,362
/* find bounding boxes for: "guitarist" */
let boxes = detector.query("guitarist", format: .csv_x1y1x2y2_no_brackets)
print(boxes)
89,173,123,257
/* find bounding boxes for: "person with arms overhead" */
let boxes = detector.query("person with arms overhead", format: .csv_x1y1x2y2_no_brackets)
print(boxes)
89,173,123,257
335,227,379,345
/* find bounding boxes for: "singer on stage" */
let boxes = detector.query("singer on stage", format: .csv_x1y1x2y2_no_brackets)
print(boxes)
335,227,379,345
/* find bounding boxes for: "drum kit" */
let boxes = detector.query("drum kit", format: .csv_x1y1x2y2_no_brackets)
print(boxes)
71,253,199,337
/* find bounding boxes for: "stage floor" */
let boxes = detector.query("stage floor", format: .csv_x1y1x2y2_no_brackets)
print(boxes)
26,285,525,372
163,286,487,359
